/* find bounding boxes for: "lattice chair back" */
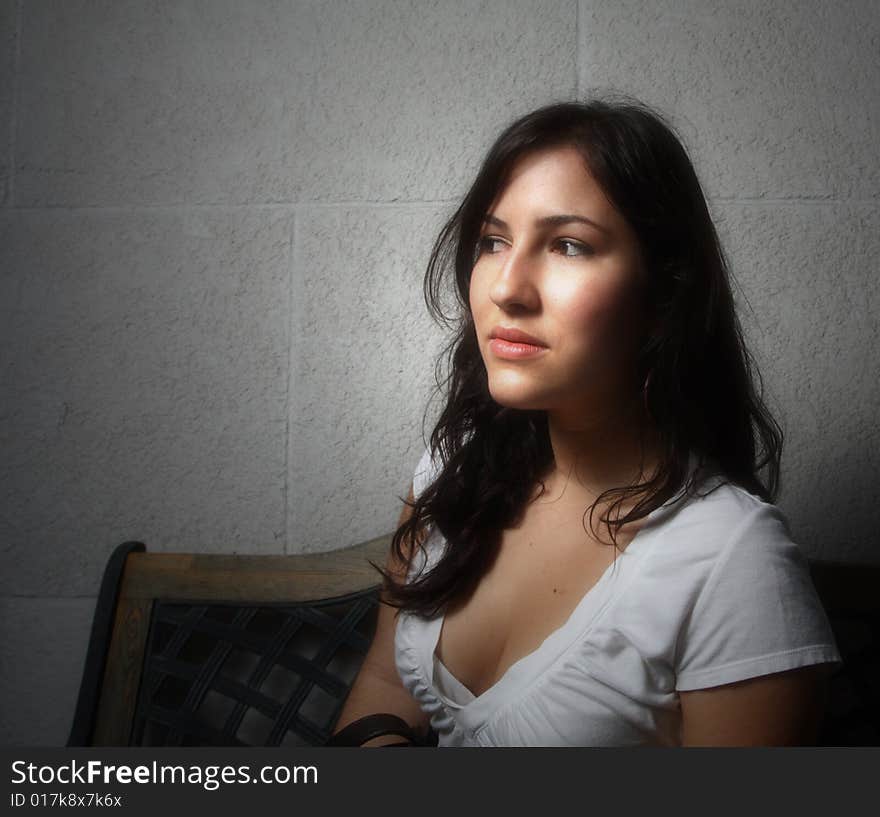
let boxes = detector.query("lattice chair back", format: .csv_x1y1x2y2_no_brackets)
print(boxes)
69,537,391,746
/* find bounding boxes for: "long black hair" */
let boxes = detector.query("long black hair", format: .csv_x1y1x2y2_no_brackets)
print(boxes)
378,94,782,618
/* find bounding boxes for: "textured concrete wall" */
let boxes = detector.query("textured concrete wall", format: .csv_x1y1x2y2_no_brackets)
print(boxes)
0,0,876,744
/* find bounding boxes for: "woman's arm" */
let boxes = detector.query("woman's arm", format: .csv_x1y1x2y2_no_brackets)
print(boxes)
679,664,832,746
332,483,431,746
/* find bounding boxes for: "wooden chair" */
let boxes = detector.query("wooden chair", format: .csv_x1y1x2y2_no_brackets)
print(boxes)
68,537,389,746
67,541,880,746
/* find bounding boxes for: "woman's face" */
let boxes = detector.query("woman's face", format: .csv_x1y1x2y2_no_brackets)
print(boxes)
468,145,648,421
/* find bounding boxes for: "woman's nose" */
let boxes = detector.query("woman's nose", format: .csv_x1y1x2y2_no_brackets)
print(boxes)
488,247,540,312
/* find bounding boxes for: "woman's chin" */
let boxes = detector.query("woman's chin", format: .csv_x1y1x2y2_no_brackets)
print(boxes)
487,385,549,412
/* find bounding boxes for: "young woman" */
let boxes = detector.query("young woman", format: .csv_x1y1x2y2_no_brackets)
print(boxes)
334,96,841,747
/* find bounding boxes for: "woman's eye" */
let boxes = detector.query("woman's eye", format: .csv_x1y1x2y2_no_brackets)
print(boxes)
477,235,506,254
476,236,593,258
555,239,593,257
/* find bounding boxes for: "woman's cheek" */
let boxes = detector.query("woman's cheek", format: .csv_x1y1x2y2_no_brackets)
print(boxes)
467,276,482,324
553,274,641,354
468,265,489,314
546,275,610,330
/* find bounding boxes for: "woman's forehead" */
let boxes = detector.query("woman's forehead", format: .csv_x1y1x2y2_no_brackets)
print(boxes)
486,146,625,233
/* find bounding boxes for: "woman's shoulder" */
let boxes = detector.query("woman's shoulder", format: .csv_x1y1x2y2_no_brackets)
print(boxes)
665,466,789,534
646,472,802,581
626,474,841,691
660,480,841,689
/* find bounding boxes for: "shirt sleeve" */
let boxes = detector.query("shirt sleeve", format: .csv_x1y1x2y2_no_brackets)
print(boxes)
404,445,444,583
674,502,842,691
411,444,441,501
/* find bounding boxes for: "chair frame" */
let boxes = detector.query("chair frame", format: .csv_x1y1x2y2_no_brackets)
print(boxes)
68,535,390,746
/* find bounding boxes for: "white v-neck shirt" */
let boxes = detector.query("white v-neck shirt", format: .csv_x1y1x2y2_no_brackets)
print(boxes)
394,446,842,746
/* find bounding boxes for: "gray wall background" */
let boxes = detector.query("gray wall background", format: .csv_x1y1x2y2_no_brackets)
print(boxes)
1,0,877,745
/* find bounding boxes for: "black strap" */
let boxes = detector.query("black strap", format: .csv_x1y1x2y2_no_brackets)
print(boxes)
327,713,434,747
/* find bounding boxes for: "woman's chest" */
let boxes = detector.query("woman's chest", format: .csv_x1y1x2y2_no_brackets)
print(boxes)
435,507,635,698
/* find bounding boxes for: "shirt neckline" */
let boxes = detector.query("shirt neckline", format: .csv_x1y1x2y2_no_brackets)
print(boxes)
423,500,671,727
405,452,705,733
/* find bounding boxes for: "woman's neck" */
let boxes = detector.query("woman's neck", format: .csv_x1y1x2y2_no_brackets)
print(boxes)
542,396,659,504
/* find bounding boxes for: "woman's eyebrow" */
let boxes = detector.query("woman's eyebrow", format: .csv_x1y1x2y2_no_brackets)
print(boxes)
483,212,610,235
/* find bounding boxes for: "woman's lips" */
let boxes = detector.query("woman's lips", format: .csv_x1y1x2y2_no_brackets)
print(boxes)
488,338,548,359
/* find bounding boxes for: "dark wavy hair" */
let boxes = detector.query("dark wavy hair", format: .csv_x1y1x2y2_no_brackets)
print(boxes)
377,94,782,618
